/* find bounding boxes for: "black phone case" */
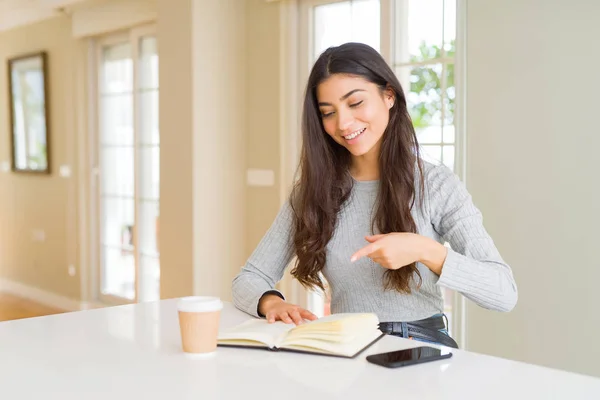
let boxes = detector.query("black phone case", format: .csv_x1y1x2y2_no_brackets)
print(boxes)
366,349,453,368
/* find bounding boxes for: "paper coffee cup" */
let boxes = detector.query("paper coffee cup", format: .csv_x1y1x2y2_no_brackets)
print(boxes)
177,296,223,358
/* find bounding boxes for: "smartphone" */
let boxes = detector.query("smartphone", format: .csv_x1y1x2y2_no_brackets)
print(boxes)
366,346,453,368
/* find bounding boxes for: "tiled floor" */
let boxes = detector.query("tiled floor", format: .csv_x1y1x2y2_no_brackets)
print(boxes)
0,293,64,322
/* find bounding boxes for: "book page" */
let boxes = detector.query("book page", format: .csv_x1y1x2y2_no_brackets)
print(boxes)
217,319,296,348
285,313,379,339
279,313,382,357
280,329,382,358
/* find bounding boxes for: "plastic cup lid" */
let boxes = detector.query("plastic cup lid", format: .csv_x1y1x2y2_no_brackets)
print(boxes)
177,296,223,313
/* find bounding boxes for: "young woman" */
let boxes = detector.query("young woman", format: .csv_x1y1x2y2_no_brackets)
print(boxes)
232,42,517,348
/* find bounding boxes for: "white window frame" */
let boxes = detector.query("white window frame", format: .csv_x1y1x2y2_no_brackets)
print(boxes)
391,0,468,347
88,23,159,306
453,0,467,348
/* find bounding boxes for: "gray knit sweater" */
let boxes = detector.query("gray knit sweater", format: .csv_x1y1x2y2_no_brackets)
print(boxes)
232,161,518,322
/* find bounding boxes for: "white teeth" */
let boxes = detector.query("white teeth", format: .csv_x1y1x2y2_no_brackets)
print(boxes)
344,128,366,140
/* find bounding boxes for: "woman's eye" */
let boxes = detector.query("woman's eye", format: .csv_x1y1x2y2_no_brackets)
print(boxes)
320,101,361,118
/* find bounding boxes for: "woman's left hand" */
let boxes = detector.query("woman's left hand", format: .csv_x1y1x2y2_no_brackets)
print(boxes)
350,233,447,275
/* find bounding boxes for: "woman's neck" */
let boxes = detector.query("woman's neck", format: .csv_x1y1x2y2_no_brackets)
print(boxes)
350,150,379,181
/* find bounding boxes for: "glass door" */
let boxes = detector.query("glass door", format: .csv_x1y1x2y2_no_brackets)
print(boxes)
95,26,160,304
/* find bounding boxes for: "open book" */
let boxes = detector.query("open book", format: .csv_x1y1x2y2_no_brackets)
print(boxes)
217,313,384,358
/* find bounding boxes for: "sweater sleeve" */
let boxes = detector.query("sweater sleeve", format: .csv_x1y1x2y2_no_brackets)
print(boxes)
232,200,296,317
427,164,518,312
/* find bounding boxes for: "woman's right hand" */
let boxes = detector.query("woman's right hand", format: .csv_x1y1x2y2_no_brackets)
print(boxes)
259,294,318,325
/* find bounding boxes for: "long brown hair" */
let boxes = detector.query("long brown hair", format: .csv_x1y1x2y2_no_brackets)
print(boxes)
289,42,425,294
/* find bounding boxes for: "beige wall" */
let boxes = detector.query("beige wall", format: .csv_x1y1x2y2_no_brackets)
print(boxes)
159,0,250,301
156,0,194,299
0,16,83,301
464,0,600,377
156,0,287,299
158,0,281,298
245,0,283,257
159,0,288,300
190,0,247,299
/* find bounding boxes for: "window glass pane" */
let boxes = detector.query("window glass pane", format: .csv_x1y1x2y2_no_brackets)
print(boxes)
443,124,455,143
314,0,380,60
443,0,457,53
138,199,159,302
139,36,158,90
139,90,159,145
102,43,132,94
101,147,134,197
416,127,441,144
314,2,350,59
396,0,444,64
409,63,443,128
442,145,455,170
100,195,135,300
101,245,135,300
443,63,455,126
101,198,134,248
139,146,160,200
420,144,442,165
139,200,159,256
101,94,133,145
350,0,380,49
396,64,443,131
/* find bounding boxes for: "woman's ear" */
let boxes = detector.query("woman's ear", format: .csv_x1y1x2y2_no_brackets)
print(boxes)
384,86,395,109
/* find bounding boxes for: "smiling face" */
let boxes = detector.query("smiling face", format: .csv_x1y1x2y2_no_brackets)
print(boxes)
317,74,394,158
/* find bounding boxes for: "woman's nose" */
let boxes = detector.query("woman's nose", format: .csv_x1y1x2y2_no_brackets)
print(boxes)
337,110,354,132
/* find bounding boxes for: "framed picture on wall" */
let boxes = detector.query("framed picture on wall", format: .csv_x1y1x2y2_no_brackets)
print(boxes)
7,51,51,174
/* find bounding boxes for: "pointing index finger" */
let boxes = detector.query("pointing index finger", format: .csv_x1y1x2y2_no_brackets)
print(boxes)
350,242,378,262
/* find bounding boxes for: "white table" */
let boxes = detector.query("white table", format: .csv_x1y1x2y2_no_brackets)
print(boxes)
1,299,599,399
